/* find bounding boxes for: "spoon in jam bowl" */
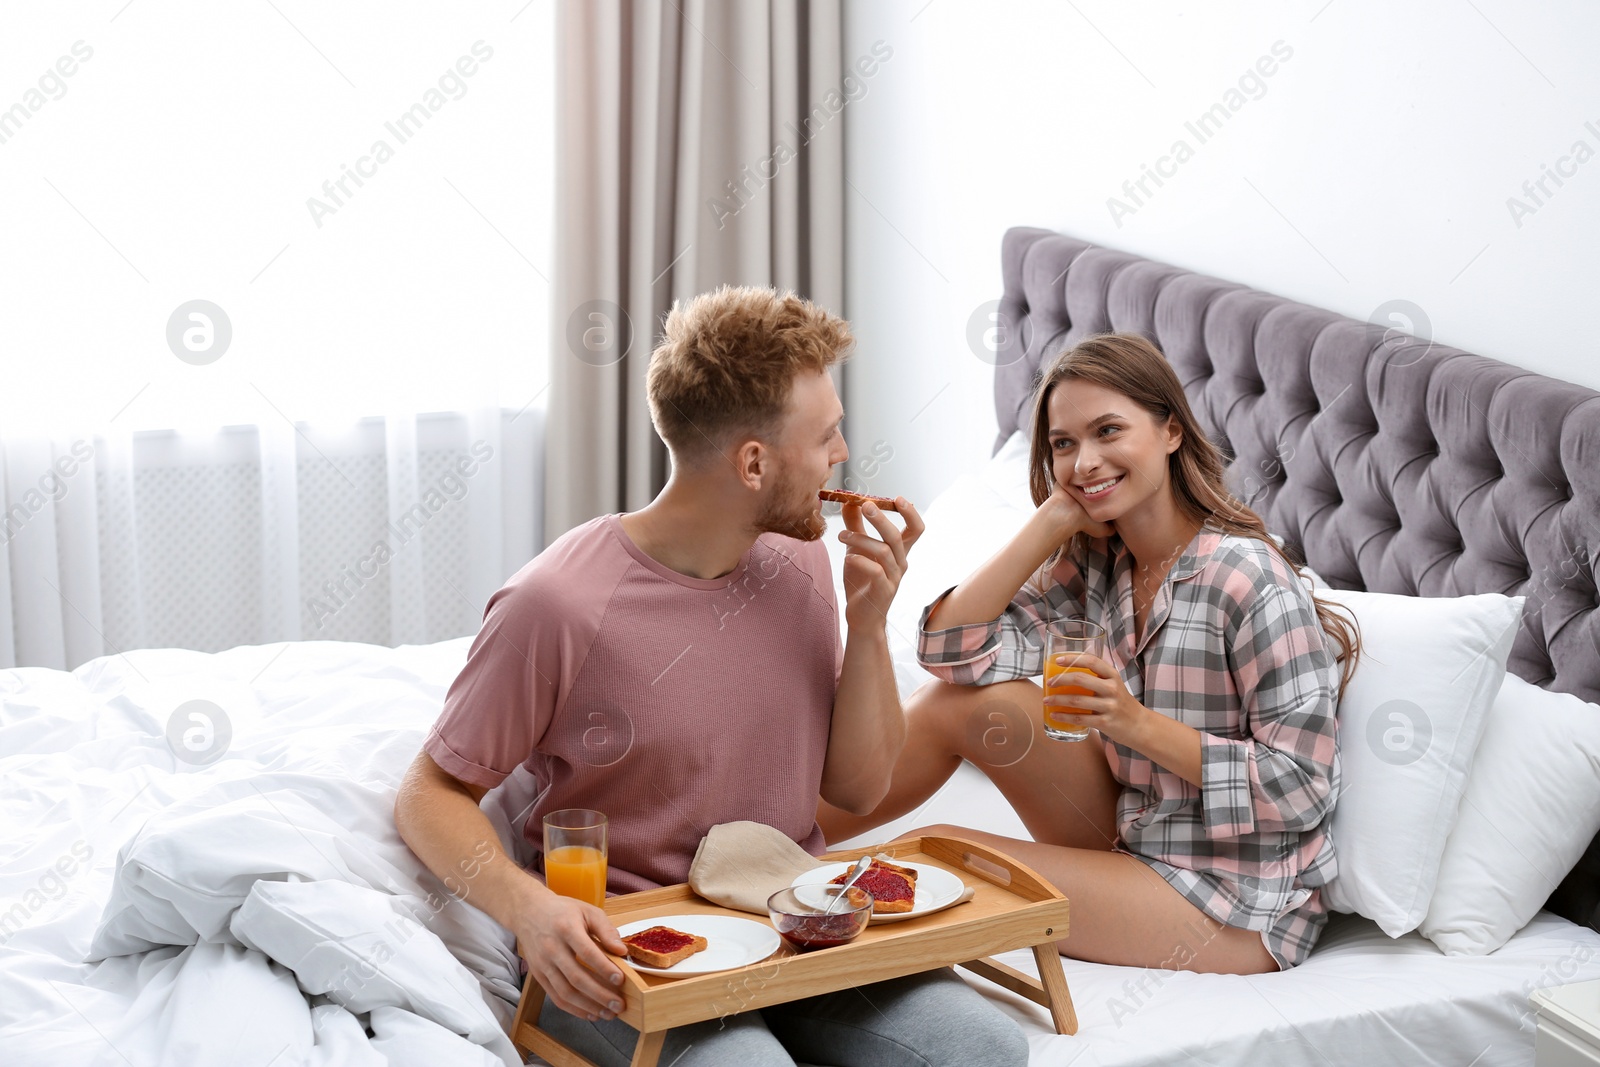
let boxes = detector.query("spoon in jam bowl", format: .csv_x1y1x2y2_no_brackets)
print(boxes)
823,856,873,915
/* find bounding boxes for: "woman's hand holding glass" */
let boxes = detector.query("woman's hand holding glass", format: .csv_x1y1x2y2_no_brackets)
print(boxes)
1042,650,1152,747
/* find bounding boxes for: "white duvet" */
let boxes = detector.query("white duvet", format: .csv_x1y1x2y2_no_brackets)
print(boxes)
0,639,524,1067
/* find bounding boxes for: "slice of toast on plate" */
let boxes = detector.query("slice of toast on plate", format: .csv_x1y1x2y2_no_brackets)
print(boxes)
622,926,709,968
831,858,919,914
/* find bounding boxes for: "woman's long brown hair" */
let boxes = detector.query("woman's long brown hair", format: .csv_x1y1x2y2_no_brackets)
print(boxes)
1027,332,1362,694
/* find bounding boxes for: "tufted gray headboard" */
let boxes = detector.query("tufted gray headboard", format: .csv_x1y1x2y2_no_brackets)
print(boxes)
994,227,1600,703
993,228,1600,928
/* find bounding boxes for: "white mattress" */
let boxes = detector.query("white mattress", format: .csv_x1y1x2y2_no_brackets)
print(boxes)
1,476,1596,1064
835,761,1600,1067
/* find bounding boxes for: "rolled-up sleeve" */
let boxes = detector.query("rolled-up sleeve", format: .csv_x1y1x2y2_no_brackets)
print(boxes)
423,578,570,790
1199,583,1339,839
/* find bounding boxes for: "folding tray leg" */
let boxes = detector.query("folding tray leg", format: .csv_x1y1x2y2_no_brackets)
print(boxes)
629,1029,666,1067
508,971,610,1067
508,972,544,1055
959,948,1079,1036
1031,942,1078,1035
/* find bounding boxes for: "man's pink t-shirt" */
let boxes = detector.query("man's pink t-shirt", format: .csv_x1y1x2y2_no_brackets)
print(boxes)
424,515,842,895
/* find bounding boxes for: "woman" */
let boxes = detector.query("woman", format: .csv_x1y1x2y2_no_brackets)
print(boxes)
821,333,1359,974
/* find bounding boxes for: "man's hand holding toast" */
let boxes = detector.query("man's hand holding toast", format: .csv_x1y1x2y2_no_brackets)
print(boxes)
828,490,925,632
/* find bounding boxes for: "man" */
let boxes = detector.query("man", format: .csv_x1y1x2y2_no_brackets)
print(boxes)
395,287,1027,1065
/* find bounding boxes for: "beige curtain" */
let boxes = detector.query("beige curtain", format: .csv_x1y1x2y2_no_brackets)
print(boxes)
545,0,845,543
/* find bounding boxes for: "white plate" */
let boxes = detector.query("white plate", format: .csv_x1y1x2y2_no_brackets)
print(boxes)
790,861,968,924
616,914,781,977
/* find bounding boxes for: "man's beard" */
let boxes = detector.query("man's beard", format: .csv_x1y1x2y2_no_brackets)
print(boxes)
754,467,825,541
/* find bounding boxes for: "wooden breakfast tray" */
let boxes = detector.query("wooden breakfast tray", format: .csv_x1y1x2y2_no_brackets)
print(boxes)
508,835,1075,1067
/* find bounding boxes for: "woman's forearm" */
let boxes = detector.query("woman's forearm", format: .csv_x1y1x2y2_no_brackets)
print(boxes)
926,507,1077,631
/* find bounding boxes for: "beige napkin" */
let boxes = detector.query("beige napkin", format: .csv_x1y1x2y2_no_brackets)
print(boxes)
688,821,822,915
686,821,976,915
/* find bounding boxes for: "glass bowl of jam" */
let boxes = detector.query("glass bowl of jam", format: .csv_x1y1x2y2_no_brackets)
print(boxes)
767,885,874,951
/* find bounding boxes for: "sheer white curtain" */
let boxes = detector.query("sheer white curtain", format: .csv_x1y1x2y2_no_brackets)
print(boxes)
0,410,542,671
0,4,555,670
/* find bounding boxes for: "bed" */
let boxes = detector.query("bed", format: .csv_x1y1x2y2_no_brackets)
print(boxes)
2,228,1598,1067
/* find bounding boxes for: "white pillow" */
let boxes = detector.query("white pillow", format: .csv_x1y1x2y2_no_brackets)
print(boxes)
1420,672,1600,954
1317,588,1523,937
979,430,1034,513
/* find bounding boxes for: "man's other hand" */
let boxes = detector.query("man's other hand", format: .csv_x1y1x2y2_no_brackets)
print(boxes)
513,888,630,1022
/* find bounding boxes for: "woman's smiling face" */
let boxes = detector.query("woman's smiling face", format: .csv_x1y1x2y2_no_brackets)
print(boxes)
1046,378,1182,526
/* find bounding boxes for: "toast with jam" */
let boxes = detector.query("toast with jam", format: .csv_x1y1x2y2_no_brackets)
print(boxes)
622,925,708,968
830,858,918,914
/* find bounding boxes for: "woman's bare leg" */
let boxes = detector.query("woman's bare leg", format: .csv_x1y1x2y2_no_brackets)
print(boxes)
817,679,1279,975
819,678,1122,852
915,823,1279,975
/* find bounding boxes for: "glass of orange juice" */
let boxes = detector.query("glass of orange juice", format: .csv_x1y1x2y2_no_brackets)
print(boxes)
1043,618,1106,742
542,808,607,906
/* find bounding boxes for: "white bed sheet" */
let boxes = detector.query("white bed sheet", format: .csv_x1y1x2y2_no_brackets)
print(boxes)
834,761,1600,1067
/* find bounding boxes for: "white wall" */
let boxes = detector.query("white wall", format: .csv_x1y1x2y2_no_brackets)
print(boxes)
842,0,1600,509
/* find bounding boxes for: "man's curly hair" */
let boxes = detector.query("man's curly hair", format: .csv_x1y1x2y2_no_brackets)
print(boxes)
647,286,852,463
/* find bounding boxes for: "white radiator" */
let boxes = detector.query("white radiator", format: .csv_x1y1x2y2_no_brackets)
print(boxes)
1,408,543,671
